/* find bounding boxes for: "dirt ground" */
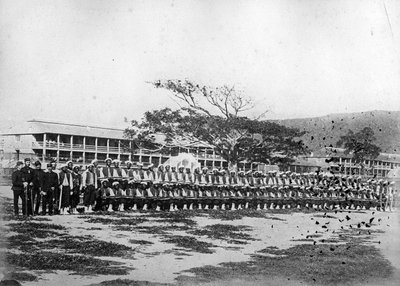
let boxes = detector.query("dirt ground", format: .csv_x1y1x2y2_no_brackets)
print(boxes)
0,186,399,286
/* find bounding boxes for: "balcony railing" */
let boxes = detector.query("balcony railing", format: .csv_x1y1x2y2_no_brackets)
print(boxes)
31,141,224,160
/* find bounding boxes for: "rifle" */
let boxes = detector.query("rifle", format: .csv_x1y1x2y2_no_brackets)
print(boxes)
24,184,28,216
30,185,34,215
59,185,63,211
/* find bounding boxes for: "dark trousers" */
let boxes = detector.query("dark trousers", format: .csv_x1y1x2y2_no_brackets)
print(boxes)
42,190,54,215
13,189,27,216
33,187,42,214
60,186,71,208
83,185,96,206
70,186,80,208
26,187,34,215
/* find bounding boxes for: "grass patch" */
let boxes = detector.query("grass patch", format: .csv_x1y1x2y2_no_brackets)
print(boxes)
9,234,133,257
189,224,255,243
5,251,130,275
177,242,394,285
129,239,153,245
2,271,38,281
162,235,215,254
82,216,148,226
87,279,171,286
7,222,66,238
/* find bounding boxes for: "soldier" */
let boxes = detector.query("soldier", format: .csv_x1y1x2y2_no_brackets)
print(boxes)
111,159,124,178
185,167,193,184
134,163,145,182
170,166,178,183
198,167,210,185
91,159,102,178
32,161,45,215
102,158,113,178
66,160,74,173
11,161,27,216
124,161,134,179
155,165,166,184
81,164,98,213
211,168,220,185
228,170,238,186
164,164,172,182
70,166,82,214
21,158,34,215
42,163,59,215
145,164,156,182
177,166,186,183
58,164,73,215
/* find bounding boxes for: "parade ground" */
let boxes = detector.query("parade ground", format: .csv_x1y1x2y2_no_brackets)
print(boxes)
1,186,400,286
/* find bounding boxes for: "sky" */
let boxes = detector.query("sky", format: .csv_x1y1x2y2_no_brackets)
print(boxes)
0,0,399,129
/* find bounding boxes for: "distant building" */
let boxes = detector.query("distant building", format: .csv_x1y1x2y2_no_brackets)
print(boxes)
289,147,400,178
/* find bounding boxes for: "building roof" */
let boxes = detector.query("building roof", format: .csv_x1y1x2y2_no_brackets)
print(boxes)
0,119,126,139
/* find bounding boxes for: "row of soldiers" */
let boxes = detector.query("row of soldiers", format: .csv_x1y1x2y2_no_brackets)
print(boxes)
11,157,396,216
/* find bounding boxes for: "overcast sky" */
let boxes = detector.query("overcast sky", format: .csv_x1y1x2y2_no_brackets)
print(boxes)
1,0,399,129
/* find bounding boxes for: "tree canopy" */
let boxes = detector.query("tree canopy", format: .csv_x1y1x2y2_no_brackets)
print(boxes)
336,127,381,164
124,79,307,169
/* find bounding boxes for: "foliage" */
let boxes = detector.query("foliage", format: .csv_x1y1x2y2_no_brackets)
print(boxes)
124,79,307,168
336,127,381,163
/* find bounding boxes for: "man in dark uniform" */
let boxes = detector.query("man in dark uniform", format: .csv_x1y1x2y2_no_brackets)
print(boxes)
11,161,27,216
42,163,59,215
70,166,82,214
21,158,34,215
32,161,45,215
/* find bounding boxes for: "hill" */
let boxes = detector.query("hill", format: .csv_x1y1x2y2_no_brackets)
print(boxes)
276,110,400,154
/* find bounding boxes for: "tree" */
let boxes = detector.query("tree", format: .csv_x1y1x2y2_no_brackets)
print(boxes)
336,127,381,175
125,79,307,170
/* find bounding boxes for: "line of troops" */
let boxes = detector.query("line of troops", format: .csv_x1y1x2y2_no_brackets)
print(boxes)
11,157,396,216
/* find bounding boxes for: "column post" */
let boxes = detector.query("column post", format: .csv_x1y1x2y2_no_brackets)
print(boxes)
56,134,60,164
83,137,86,164
118,140,121,160
42,133,47,163
70,135,73,161
107,139,110,158
95,137,98,159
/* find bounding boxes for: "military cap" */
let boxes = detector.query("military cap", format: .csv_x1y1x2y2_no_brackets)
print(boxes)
46,163,52,168
16,161,24,167
24,158,31,162
34,160,42,166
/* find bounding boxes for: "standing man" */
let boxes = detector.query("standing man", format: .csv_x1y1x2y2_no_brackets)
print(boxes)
82,164,98,213
102,158,113,178
42,163,59,215
66,160,74,173
59,164,73,215
70,166,82,214
32,161,45,215
11,161,27,216
21,158,34,215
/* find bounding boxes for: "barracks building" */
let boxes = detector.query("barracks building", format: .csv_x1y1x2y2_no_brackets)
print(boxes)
1,119,400,180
